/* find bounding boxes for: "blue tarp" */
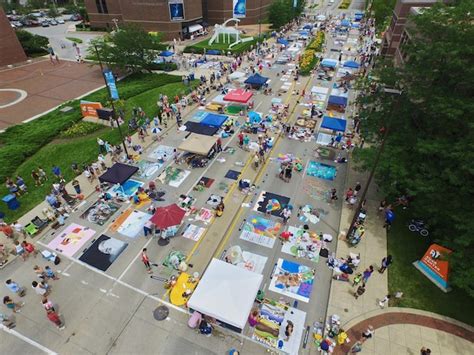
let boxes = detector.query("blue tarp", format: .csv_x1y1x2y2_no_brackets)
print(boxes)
277,38,289,46
200,113,228,128
321,59,338,68
299,30,310,35
303,24,313,30
206,49,221,55
341,19,351,27
351,23,360,28
321,116,347,132
343,60,360,69
248,111,262,124
244,73,269,86
159,50,174,57
328,95,348,107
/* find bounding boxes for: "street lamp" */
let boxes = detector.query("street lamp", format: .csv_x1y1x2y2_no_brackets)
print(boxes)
93,44,130,158
346,87,402,239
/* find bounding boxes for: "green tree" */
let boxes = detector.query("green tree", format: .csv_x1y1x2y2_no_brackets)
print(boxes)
15,29,49,56
90,24,165,73
369,0,396,31
268,0,306,30
47,4,59,18
355,1,474,295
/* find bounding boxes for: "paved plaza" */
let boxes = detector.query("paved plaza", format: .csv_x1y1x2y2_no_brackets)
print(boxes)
1,1,473,354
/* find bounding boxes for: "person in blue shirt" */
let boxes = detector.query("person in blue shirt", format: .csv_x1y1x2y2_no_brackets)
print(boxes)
51,166,61,179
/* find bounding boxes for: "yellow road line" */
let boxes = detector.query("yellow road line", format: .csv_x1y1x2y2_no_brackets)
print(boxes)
213,76,313,257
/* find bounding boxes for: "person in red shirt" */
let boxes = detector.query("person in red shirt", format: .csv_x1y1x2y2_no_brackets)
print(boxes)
345,188,354,202
141,248,152,274
0,223,14,239
46,310,65,330
238,132,244,148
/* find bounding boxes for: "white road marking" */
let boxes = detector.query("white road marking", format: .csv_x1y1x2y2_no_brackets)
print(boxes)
81,280,89,285
99,288,107,293
0,325,58,355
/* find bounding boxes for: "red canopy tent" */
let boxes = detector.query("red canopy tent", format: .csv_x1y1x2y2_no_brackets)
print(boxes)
150,204,186,229
223,89,253,104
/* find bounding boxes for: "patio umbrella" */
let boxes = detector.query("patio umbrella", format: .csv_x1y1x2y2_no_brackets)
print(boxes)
150,203,186,229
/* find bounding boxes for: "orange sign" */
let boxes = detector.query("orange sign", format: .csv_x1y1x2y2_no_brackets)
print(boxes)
419,243,452,287
80,101,103,118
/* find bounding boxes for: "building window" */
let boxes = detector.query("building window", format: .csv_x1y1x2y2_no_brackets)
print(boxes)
96,0,109,14
101,0,109,14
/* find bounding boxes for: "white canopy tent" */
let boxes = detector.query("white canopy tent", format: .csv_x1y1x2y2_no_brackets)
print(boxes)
188,258,263,331
189,24,204,33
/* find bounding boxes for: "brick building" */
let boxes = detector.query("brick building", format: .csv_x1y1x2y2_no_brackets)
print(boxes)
84,0,271,40
0,7,27,66
381,0,438,59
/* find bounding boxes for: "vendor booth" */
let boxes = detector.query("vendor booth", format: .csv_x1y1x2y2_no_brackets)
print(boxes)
184,121,220,136
224,89,253,104
321,58,338,68
343,60,360,69
321,116,347,132
99,163,138,185
200,113,228,128
244,74,269,89
228,71,246,81
188,258,263,332
178,133,218,158
327,95,348,112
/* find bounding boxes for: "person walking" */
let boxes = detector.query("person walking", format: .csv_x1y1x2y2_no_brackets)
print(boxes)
354,182,362,196
362,265,374,283
281,206,292,224
378,294,391,308
3,296,24,313
42,297,56,312
379,255,393,273
32,281,50,297
141,248,152,274
361,325,374,340
72,179,81,194
330,188,338,203
45,266,60,280
5,279,26,297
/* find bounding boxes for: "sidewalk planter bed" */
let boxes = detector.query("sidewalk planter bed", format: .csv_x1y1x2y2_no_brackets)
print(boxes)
299,31,325,76
0,74,195,223
66,37,84,44
184,35,265,55
339,0,352,9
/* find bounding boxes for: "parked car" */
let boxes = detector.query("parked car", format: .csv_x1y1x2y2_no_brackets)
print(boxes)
41,21,50,27
68,14,82,21
57,19,65,24
50,19,58,25
11,21,24,28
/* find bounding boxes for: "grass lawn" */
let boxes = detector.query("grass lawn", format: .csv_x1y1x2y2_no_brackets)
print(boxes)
184,34,264,54
0,76,198,223
388,208,474,326
66,37,83,44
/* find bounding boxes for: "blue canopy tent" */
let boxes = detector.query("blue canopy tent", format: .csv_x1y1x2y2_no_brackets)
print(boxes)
354,12,364,21
303,24,313,30
244,73,269,88
277,38,289,46
248,111,262,124
343,60,360,69
299,30,310,36
321,116,347,132
159,50,174,57
328,95,348,107
341,19,351,27
351,23,360,28
200,113,228,128
206,49,221,55
321,58,338,68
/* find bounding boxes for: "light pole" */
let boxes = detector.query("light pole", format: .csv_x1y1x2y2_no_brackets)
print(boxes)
257,0,262,55
346,87,402,239
93,44,130,158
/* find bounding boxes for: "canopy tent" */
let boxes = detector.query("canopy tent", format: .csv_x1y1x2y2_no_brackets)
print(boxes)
351,23,360,28
354,12,364,20
321,116,347,132
224,89,253,104
244,73,269,87
299,30,310,35
343,60,360,69
99,163,138,185
311,86,329,95
201,113,228,127
277,38,289,46
178,133,218,155
185,121,220,136
188,258,263,331
159,50,174,57
210,94,227,105
328,95,348,107
303,24,313,30
321,58,338,68
206,49,221,55
150,203,185,229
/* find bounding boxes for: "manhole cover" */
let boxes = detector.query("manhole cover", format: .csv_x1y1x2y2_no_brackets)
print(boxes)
153,305,169,321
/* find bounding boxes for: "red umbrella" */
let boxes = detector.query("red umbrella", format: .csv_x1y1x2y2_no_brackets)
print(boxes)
150,203,186,229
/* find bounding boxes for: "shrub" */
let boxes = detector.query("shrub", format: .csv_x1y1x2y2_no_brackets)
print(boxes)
66,37,83,44
147,62,178,71
299,32,325,76
60,121,103,138
15,29,49,56
339,0,352,9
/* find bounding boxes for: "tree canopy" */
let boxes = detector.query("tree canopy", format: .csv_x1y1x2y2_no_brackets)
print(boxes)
15,29,49,56
268,0,306,29
90,24,166,73
355,1,474,295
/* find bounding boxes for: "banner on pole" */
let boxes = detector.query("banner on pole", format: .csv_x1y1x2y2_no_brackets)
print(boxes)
103,69,119,100
169,0,185,21
233,0,246,18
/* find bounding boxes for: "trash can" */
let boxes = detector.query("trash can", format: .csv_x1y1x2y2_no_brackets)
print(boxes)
2,194,20,210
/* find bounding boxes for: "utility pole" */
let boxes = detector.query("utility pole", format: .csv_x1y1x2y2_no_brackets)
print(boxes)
93,44,130,158
257,0,262,55
346,88,402,239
